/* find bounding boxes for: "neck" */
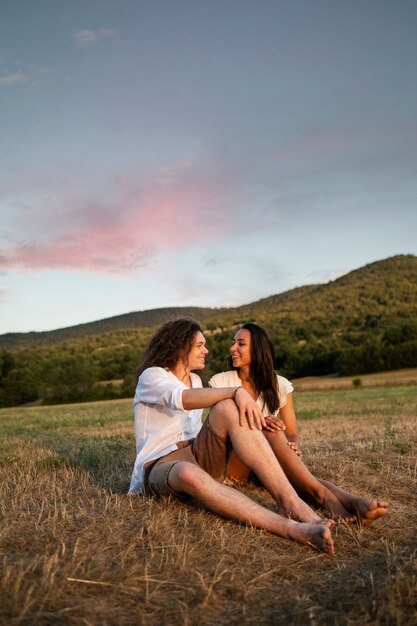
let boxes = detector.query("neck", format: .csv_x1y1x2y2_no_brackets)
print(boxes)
237,366,257,399
237,366,251,383
171,363,192,386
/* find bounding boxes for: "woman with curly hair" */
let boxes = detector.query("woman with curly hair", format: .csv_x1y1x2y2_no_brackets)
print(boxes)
129,317,335,554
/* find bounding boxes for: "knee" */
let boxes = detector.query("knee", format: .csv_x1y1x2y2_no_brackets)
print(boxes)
263,429,294,456
208,399,240,437
171,461,207,495
209,398,238,423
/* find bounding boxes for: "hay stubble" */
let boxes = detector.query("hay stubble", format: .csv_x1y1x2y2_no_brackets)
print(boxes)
0,387,416,625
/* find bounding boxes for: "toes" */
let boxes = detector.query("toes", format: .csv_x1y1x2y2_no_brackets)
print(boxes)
322,529,335,554
322,519,336,528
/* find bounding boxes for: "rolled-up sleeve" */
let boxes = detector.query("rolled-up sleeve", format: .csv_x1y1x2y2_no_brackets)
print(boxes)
137,367,188,412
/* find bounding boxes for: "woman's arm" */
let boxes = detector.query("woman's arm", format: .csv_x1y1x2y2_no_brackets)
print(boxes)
279,393,302,455
182,387,266,430
182,386,237,409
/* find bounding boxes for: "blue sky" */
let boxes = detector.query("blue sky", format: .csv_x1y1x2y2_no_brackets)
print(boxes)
1,0,416,333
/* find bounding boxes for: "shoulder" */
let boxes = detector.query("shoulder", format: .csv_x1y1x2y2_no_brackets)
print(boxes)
209,370,239,388
276,373,294,396
139,366,170,384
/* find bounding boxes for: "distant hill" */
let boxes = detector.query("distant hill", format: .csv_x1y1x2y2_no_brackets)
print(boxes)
0,285,320,349
238,254,417,330
1,254,416,407
0,307,223,349
1,254,416,349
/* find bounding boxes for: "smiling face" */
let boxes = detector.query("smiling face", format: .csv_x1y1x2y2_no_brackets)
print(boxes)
186,331,209,371
230,328,252,370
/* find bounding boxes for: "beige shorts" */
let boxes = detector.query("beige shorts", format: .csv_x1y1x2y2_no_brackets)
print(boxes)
143,416,233,498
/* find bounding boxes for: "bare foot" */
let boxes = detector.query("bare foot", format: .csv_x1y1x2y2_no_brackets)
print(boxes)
354,499,388,526
288,522,335,554
321,490,357,523
318,481,388,526
277,496,333,525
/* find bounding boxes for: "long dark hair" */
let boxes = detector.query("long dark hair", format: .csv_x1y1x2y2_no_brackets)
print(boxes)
228,323,279,414
136,318,203,380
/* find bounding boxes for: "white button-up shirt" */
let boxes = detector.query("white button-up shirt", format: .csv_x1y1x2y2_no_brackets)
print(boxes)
129,366,203,494
209,370,293,414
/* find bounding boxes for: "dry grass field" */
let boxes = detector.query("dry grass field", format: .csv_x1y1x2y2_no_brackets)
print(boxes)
292,367,417,392
1,385,416,625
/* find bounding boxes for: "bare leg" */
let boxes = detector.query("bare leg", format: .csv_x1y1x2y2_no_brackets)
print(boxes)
263,430,356,522
168,461,334,554
260,430,387,524
208,400,329,524
319,480,388,525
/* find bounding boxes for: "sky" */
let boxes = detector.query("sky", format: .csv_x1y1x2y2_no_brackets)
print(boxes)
1,0,416,334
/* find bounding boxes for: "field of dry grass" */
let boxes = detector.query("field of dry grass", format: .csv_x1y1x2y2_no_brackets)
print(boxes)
292,367,417,392
1,385,416,625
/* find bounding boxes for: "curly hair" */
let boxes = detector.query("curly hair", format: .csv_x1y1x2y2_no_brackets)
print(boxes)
227,322,279,414
136,318,203,380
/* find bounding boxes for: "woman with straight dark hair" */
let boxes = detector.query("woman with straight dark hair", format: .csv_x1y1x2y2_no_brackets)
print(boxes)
209,323,388,523
129,317,337,554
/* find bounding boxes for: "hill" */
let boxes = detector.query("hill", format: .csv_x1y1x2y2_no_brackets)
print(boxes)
0,254,416,407
0,285,321,349
0,307,223,349
2,254,416,349
237,253,417,331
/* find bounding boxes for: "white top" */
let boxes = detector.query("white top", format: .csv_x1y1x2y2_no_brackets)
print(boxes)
208,370,293,416
129,366,203,494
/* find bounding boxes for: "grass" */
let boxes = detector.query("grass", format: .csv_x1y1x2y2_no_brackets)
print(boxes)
0,387,416,625
292,367,417,392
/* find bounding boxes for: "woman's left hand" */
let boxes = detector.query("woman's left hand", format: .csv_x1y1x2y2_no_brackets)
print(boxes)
263,415,286,433
286,439,302,456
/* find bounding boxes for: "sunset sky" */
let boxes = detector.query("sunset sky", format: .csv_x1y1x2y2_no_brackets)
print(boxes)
1,1,416,333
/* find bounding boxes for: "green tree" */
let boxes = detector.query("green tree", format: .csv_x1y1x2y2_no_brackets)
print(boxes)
44,355,98,404
0,367,40,406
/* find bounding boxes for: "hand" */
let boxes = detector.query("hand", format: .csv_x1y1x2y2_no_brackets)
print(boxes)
234,388,266,430
263,415,286,433
286,439,302,456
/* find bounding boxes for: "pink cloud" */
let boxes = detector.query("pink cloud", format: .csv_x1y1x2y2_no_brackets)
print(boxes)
1,127,358,275
1,238,155,273
0,165,245,274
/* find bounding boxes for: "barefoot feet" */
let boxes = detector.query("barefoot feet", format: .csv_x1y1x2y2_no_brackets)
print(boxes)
288,522,335,554
320,489,358,523
277,495,334,525
317,481,388,525
354,499,388,526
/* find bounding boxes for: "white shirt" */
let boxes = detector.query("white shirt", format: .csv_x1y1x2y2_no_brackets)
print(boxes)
129,366,203,494
208,370,293,416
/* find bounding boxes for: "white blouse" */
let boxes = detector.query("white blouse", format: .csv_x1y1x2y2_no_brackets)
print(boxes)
129,367,203,494
208,370,293,416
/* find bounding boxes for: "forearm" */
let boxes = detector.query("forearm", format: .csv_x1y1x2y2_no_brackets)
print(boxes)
279,395,299,440
286,432,301,445
182,387,238,410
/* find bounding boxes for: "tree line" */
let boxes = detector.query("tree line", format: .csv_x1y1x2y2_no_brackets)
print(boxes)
1,320,417,407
